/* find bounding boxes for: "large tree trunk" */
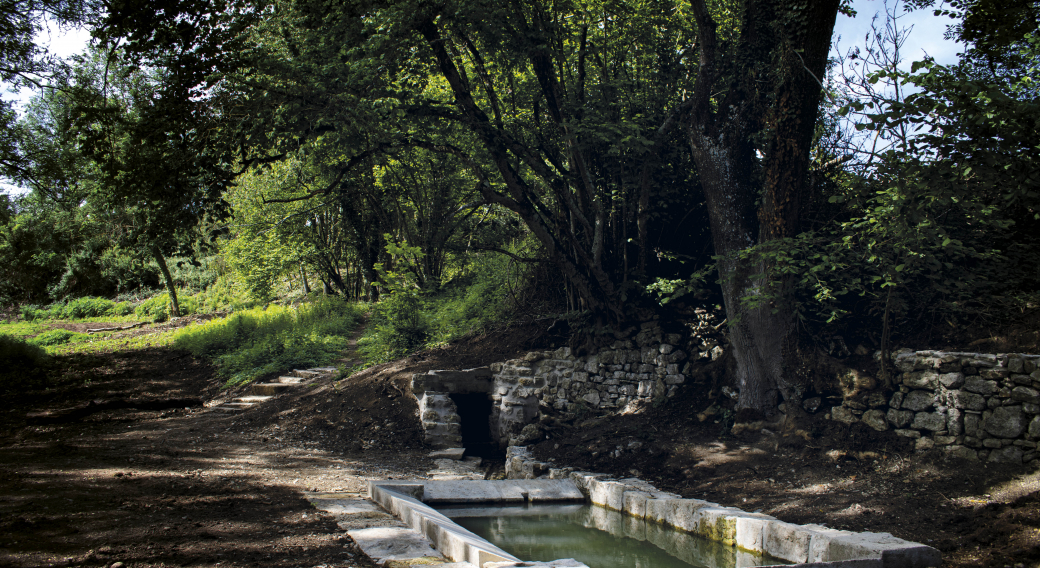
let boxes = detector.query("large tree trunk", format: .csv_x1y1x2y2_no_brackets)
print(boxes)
687,0,838,413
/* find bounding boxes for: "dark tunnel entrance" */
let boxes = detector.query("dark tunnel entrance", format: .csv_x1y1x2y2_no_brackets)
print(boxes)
449,393,502,459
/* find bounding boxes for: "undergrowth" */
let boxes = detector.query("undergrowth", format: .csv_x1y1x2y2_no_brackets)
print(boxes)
357,253,516,364
173,297,364,387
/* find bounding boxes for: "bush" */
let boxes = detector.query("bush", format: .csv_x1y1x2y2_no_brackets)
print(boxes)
29,329,88,346
357,288,429,364
0,334,51,390
135,292,199,322
173,297,363,387
63,297,116,319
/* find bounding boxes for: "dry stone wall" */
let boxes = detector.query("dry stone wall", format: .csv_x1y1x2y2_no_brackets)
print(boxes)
829,350,1040,465
412,320,726,449
488,332,701,446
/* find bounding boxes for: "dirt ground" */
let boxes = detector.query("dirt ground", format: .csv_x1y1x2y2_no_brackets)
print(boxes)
2,318,1039,568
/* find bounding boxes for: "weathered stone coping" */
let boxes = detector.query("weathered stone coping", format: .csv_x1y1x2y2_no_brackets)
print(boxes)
368,478,940,568
369,479,585,567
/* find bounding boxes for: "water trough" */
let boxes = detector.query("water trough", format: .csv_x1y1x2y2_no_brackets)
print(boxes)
359,475,941,568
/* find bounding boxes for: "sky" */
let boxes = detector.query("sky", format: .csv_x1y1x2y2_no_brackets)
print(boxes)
834,0,962,67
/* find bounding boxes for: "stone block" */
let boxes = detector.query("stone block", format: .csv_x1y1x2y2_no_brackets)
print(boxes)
916,437,935,451
887,409,914,428
980,369,1010,380
764,521,815,563
964,378,1000,395
695,506,743,545
944,445,978,460
831,406,859,424
1028,415,1040,438
948,390,987,411
807,530,941,568
583,391,601,406
982,438,1002,449
988,445,1024,463
734,516,771,553
862,409,889,431
911,412,946,431
903,371,939,389
939,372,965,389
946,408,963,436
889,391,905,409
902,390,936,412
895,429,921,439
1012,386,1040,405
982,405,1026,438
1025,403,1040,415
1012,374,1034,386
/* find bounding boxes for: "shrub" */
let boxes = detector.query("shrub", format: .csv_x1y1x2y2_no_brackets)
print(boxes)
135,292,199,322
63,297,116,319
0,334,51,390
357,288,429,365
173,297,363,387
29,329,88,346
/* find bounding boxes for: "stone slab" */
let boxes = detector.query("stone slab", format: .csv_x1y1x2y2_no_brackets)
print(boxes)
347,527,445,563
429,448,466,460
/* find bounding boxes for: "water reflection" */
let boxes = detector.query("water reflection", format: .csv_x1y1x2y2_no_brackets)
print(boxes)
440,503,789,568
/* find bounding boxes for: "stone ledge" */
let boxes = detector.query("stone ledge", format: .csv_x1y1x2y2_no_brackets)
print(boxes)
365,476,940,568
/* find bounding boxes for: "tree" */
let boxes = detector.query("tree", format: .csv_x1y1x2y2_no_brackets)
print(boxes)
681,0,840,412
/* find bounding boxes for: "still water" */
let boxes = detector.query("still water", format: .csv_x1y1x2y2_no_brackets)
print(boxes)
439,503,789,568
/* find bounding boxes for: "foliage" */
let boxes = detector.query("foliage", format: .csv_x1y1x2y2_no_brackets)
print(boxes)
135,293,200,323
28,328,87,346
173,298,363,387
0,333,51,390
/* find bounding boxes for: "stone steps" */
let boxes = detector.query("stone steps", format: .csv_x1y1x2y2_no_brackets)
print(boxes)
209,367,339,412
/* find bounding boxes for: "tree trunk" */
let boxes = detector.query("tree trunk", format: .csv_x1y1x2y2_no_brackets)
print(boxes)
301,265,311,294
151,247,180,318
687,0,839,413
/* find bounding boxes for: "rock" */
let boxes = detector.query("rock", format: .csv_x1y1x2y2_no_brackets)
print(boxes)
944,445,978,460
831,406,859,424
1024,403,1040,415
428,448,466,460
963,413,982,437
1009,356,1025,374
933,435,957,445
939,372,965,389
903,371,939,389
988,445,1024,464
867,391,888,408
889,391,905,408
947,408,964,435
947,390,987,411
911,412,946,431
963,378,1000,395
512,424,544,446
982,406,1027,438
915,437,935,451
803,397,822,413
1012,386,1040,405
887,409,914,428
902,390,936,412
582,391,601,406
1029,415,1040,438
861,409,889,431
895,429,921,439
983,438,1002,449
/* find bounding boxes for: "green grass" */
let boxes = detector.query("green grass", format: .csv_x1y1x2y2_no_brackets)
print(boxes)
173,297,364,387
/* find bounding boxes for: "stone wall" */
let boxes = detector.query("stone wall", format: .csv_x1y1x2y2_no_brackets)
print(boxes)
829,350,1040,465
412,319,726,449
488,335,698,447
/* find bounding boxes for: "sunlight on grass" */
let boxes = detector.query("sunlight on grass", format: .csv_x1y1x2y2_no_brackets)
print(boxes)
173,297,364,388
